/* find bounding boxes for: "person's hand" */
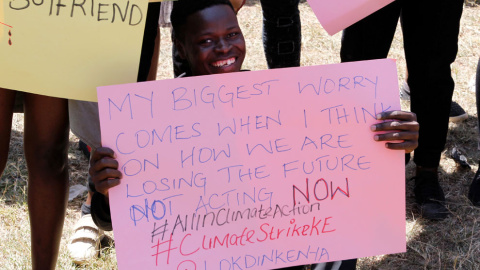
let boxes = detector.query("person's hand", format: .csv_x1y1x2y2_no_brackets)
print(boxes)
89,147,122,198
370,110,419,153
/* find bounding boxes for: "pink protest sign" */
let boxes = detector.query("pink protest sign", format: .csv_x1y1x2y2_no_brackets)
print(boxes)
97,59,405,270
307,0,395,35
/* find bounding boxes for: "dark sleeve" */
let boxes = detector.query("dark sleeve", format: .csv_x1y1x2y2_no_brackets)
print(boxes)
91,192,113,231
137,2,161,82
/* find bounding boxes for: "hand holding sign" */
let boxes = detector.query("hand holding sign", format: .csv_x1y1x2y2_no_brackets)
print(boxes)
97,59,407,269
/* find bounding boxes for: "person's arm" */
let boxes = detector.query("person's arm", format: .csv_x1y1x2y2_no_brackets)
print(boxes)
91,192,113,231
89,147,122,231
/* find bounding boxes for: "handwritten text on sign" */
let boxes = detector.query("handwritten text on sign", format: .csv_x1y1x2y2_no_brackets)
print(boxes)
0,0,148,101
97,59,406,270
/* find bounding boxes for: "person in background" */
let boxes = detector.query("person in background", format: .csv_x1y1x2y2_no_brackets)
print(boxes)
0,50,70,270
340,0,464,220
469,58,480,206
400,69,468,123
259,0,301,69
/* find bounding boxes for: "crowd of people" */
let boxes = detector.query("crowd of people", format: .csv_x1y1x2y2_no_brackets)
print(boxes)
0,0,478,269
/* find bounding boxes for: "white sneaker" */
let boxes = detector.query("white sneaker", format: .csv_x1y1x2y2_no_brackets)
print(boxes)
68,214,104,265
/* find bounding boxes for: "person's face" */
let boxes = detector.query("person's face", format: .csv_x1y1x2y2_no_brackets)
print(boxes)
176,5,246,76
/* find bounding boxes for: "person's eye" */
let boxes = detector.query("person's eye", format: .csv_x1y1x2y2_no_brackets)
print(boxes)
226,32,239,39
199,39,213,46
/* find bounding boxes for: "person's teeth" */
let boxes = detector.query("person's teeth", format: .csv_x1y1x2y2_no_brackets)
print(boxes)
212,58,235,67
214,60,225,67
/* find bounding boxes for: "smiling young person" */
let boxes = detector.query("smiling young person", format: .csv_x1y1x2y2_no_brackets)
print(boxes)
89,1,419,269
171,0,246,76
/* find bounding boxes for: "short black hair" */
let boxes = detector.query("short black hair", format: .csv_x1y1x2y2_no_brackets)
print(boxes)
171,0,235,41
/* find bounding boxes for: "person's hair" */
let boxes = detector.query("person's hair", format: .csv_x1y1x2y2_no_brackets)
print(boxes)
171,0,235,41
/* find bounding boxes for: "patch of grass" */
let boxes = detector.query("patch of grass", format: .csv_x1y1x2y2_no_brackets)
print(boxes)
466,0,480,7
1,1,479,269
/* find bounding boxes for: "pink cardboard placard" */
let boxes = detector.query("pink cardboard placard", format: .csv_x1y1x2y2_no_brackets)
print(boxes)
307,0,395,35
97,59,405,270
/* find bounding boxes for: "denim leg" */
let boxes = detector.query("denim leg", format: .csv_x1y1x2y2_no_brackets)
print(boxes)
260,0,301,68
